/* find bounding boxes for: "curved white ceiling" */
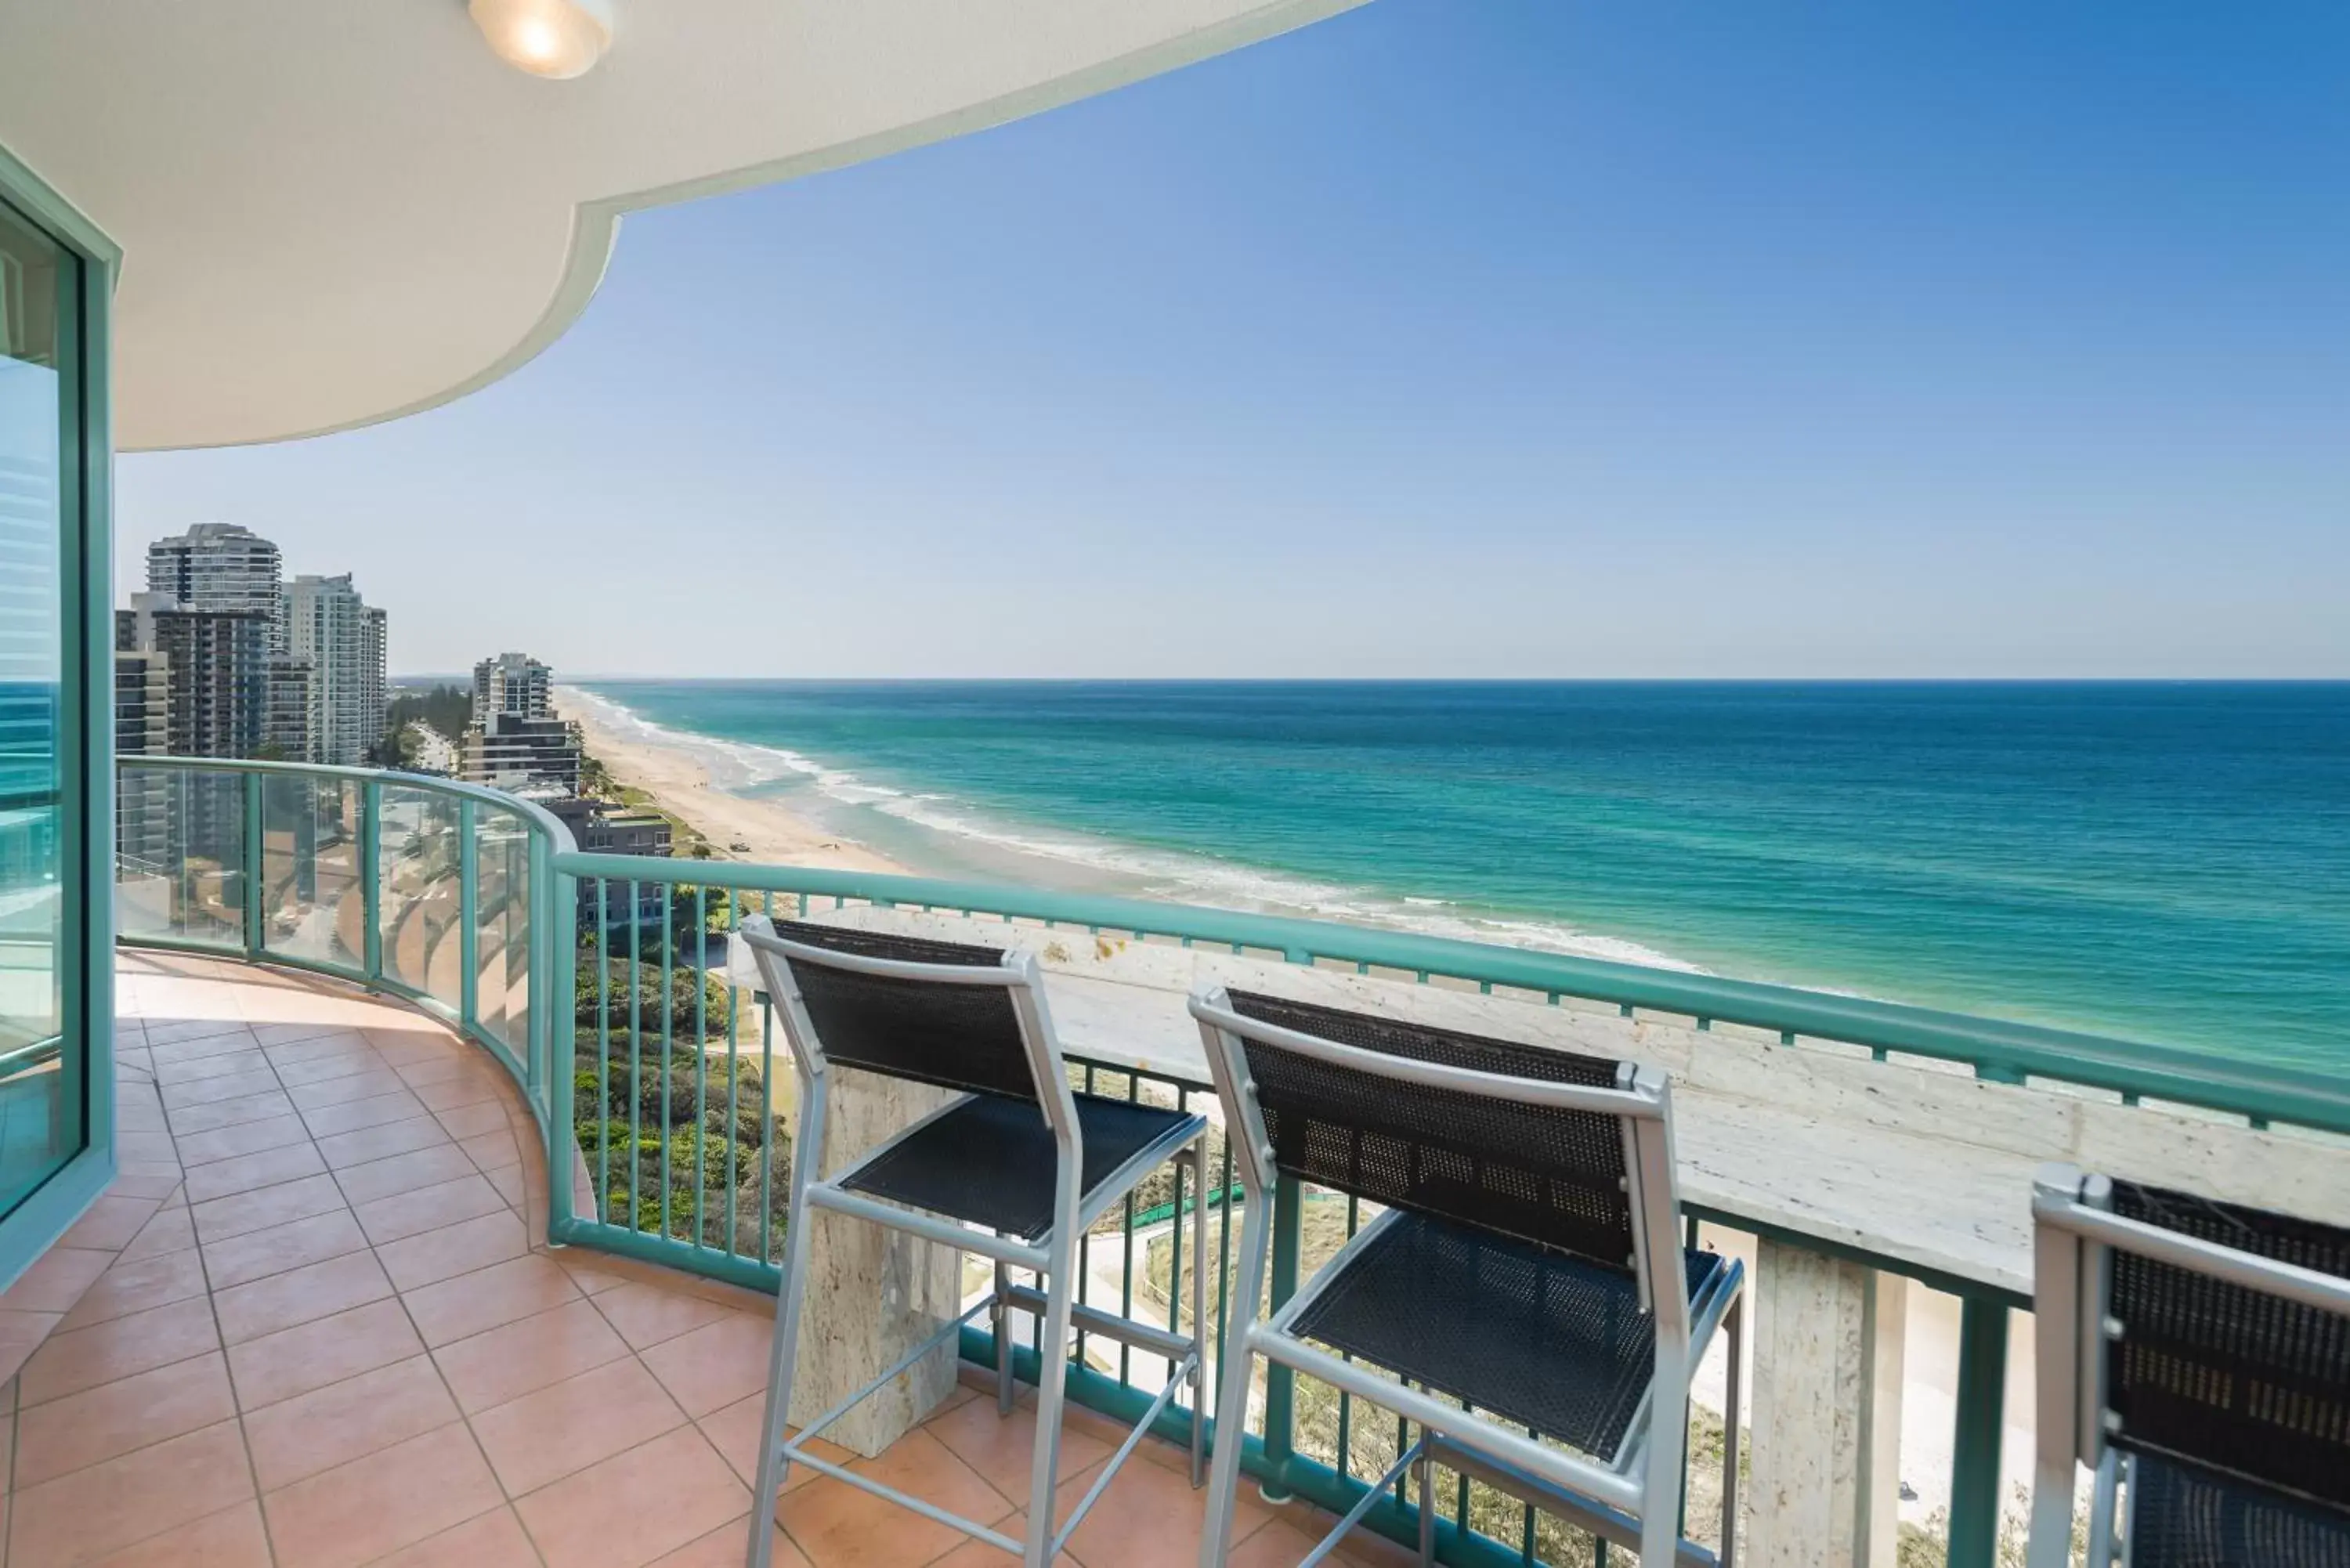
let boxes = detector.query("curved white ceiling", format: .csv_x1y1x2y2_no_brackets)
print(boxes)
0,0,1360,451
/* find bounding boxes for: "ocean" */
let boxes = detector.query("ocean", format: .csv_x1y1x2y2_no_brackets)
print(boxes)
573,681,2350,1068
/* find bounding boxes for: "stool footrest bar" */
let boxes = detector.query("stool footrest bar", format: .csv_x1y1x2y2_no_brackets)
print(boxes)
783,1297,993,1452
784,1451,1026,1555
1053,1355,1202,1555
1299,1439,1428,1568
1424,1436,1722,1568
1001,1281,1198,1362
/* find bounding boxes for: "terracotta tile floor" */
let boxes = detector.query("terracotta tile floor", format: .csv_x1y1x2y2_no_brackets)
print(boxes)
0,953,1395,1568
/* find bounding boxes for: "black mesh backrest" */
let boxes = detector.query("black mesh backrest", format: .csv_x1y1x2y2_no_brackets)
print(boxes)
2105,1180,2350,1512
768,920,1039,1103
1224,992,1634,1270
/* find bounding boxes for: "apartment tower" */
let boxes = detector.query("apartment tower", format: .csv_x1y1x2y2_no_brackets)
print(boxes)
472,652,552,724
146,523,284,638
283,573,389,767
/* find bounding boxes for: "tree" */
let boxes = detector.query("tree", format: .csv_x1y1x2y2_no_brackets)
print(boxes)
576,955,729,1039
379,684,471,763
667,884,732,945
571,960,786,1256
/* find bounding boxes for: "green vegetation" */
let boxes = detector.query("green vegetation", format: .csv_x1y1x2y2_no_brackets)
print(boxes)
667,883,733,941
1898,1487,2084,1568
573,948,786,1255
577,747,619,798
576,949,729,1038
378,682,472,764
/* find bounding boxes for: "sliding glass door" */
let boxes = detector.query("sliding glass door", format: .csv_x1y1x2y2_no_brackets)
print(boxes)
0,143,114,1272
0,190,75,1213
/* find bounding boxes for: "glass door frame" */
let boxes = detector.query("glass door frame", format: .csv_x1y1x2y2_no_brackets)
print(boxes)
0,136,118,1287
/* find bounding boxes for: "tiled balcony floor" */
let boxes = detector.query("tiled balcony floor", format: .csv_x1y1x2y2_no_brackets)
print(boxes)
0,953,1392,1568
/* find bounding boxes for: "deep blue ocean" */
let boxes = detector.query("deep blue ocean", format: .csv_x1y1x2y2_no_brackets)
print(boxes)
574,681,2350,1067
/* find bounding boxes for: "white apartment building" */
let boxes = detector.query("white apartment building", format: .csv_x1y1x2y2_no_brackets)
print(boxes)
146,523,284,643
472,651,552,723
283,573,389,766
362,606,387,757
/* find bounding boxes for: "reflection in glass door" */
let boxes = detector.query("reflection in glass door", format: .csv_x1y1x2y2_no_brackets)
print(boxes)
0,193,81,1217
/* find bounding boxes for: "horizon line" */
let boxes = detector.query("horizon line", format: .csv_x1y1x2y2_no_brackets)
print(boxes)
383,673,2350,686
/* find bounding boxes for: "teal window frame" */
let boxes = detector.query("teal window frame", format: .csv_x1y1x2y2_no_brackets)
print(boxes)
0,137,119,1288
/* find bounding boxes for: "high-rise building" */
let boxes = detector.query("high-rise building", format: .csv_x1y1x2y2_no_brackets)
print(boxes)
460,713,582,794
283,573,387,766
360,606,388,762
263,658,313,761
117,592,269,869
146,524,284,644
117,592,269,759
461,652,576,793
112,637,173,873
472,652,551,724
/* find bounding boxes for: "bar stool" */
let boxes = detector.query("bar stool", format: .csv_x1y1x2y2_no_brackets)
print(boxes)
739,915,1211,1568
1191,986,1744,1567
2026,1165,2350,1567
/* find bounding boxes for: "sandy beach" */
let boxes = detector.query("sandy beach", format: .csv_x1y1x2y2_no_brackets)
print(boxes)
555,686,909,875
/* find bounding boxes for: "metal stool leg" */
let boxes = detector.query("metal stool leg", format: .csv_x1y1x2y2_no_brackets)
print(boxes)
1189,1141,1210,1488
995,1258,1017,1417
1720,1294,1743,1568
1025,1235,1079,1568
1417,1443,1437,1565
746,1080,826,1568
1198,1193,1271,1568
1638,1335,1691,1566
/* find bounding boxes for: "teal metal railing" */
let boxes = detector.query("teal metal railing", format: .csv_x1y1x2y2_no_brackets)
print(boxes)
115,757,577,1246
114,757,2350,1568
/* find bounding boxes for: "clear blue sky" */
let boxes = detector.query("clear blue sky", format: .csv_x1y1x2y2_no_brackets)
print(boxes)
119,0,2350,680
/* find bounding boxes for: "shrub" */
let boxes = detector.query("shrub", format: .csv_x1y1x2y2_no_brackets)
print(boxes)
571,1025,786,1258
575,956,728,1039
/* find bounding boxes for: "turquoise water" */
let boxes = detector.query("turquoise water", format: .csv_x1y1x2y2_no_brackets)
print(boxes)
575,681,2350,1066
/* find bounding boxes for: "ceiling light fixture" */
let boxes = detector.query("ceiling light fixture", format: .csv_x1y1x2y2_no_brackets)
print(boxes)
470,0,614,80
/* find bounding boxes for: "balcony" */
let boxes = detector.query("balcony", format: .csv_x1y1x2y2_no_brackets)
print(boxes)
8,949,1363,1568
33,756,2345,1566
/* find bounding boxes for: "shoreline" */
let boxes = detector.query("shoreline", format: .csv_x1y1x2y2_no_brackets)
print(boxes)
554,685,1711,977
556,685,910,876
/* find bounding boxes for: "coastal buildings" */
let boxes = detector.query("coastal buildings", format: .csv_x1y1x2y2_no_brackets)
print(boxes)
262,657,313,761
460,712,583,793
461,650,580,793
548,795,673,925
133,530,390,766
284,572,388,767
110,638,172,872
115,591,269,760
473,651,552,722
362,605,387,757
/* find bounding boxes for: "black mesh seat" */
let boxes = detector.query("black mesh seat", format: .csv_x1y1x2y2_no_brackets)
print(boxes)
841,1092,1203,1240
1289,1211,1726,1459
2129,1453,2350,1568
